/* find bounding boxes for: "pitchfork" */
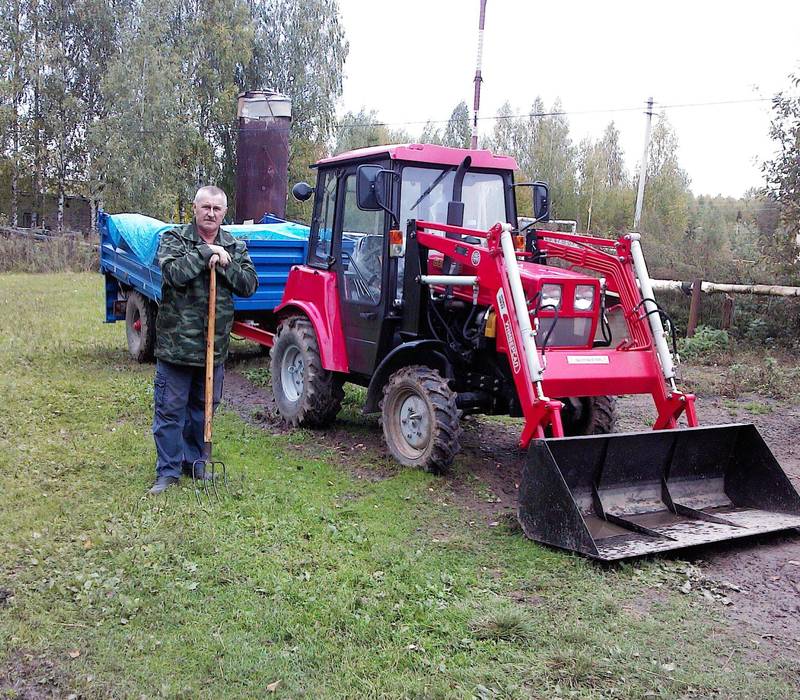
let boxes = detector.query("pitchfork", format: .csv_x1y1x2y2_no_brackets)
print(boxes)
191,264,229,504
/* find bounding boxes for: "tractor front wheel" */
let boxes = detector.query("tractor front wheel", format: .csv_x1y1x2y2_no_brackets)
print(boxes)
560,395,617,436
380,365,461,474
125,291,156,363
271,316,344,427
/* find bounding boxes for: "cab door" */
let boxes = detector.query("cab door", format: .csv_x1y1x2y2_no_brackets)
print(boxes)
334,166,390,376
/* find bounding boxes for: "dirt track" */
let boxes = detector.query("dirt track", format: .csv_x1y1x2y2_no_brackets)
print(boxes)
222,368,800,660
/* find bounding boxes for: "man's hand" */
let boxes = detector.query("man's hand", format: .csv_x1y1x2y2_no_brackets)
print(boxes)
206,244,231,268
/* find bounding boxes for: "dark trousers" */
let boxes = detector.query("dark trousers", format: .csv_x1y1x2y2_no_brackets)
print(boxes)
152,359,224,479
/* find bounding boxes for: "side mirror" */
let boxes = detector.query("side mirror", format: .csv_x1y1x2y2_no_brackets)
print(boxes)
532,181,549,222
291,181,314,202
356,165,385,211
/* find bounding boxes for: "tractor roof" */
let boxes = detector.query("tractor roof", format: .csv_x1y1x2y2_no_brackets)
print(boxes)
315,143,519,171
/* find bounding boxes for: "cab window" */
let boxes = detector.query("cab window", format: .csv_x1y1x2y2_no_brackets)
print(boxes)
309,171,337,266
339,175,384,305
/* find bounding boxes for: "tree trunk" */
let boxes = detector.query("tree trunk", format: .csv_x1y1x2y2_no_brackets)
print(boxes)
10,0,22,228
57,187,65,233
90,198,97,236
33,6,44,228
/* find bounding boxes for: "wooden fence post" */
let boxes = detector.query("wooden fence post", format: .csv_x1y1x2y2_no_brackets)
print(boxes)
721,294,735,330
687,278,703,337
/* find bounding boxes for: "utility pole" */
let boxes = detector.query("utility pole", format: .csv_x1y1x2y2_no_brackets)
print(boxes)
633,97,654,231
470,0,487,150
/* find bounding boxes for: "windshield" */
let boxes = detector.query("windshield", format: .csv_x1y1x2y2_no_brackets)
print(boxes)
399,166,507,232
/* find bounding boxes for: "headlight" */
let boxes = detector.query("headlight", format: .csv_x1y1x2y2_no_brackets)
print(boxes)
574,284,595,311
540,283,562,309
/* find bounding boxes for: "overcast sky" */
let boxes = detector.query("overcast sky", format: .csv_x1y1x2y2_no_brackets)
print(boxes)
336,0,800,198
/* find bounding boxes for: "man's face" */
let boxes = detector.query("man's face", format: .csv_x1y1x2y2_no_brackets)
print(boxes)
193,193,227,239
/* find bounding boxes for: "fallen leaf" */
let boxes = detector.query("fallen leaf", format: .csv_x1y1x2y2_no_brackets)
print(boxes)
661,662,676,672
83,539,93,550
68,649,80,659
266,680,281,692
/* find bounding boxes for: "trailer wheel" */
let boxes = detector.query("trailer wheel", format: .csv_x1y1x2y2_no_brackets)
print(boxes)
380,365,461,474
271,316,344,427
560,395,617,436
125,291,156,363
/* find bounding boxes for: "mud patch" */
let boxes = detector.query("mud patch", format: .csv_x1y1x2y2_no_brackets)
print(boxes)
0,650,74,699
697,535,800,647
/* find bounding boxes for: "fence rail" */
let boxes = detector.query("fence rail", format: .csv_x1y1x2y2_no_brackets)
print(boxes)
651,278,800,337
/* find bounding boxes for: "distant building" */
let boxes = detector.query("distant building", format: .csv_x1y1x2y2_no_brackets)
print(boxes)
0,188,92,232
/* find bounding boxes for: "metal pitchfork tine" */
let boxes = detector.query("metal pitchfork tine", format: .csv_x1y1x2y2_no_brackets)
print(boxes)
192,264,229,505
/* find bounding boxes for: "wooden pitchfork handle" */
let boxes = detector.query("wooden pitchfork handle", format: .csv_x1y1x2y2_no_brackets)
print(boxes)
204,265,217,445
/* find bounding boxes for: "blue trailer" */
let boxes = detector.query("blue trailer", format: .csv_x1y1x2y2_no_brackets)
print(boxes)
98,211,310,361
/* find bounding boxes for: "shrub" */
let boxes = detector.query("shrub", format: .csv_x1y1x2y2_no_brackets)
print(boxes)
0,232,98,272
721,356,800,399
678,325,729,363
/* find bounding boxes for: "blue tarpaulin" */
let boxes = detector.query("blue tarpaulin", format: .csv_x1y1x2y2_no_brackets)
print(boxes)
99,212,310,266
102,213,173,266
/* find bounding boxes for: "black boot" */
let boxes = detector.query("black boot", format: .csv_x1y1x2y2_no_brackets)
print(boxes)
148,476,179,495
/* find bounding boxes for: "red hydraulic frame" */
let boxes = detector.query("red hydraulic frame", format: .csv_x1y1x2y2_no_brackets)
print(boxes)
414,221,698,448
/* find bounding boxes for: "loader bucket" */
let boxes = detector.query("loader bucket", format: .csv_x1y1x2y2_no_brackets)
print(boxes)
517,424,800,561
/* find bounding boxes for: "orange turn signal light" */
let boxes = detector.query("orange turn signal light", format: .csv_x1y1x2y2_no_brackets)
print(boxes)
389,229,405,258
514,234,526,252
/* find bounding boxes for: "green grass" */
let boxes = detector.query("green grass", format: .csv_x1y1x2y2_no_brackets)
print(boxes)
0,273,797,698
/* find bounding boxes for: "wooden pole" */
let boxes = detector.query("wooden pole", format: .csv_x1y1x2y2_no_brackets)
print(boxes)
721,294,735,330
687,278,703,337
204,266,217,445
651,278,800,298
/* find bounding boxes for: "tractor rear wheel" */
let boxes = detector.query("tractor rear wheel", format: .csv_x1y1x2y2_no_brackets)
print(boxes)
380,365,461,474
125,291,156,363
271,316,344,427
560,395,617,436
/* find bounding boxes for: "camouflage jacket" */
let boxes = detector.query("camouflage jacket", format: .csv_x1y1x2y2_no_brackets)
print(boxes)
155,221,258,366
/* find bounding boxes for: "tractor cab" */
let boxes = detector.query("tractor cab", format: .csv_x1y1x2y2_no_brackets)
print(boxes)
293,144,594,382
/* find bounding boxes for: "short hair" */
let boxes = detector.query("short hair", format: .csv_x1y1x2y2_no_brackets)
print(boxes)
194,185,228,206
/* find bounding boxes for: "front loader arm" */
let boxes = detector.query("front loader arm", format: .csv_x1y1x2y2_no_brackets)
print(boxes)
415,221,566,443
414,221,698,445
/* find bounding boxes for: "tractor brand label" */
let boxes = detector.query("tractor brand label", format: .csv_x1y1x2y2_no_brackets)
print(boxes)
470,250,481,267
567,355,610,365
497,289,521,374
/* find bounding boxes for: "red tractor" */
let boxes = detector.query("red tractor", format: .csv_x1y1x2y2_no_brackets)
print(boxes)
234,143,800,560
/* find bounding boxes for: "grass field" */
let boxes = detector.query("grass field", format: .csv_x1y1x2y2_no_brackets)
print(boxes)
0,273,797,699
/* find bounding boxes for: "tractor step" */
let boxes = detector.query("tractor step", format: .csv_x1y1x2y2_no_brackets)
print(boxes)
517,424,800,561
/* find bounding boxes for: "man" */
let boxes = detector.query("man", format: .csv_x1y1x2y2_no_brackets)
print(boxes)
149,185,258,495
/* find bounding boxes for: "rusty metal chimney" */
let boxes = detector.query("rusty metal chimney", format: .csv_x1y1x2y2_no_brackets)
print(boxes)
235,90,292,223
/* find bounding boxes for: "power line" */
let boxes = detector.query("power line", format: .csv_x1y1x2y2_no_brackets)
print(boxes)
342,96,788,130
7,95,795,136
